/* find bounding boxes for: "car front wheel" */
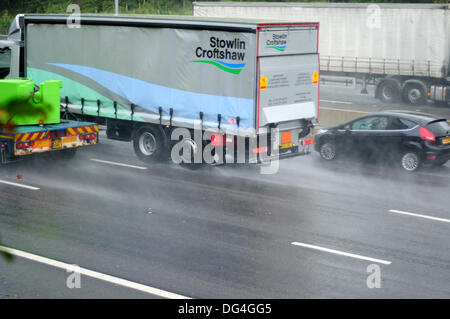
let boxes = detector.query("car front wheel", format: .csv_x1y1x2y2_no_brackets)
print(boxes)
319,141,337,161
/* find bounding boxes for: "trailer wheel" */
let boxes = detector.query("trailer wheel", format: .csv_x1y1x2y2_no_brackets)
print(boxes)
133,126,164,163
378,80,400,103
402,83,426,105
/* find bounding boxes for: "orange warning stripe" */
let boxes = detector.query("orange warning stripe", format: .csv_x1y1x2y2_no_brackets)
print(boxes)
15,132,48,142
14,125,98,141
67,128,77,136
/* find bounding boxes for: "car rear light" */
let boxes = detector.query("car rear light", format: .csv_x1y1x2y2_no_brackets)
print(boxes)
426,155,437,160
420,126,436,142
16,142,30,149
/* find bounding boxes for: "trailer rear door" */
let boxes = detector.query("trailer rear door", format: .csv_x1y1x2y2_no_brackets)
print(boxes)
257,25,319,131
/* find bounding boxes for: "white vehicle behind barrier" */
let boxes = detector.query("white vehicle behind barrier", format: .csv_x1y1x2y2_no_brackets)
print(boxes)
193,2,450,106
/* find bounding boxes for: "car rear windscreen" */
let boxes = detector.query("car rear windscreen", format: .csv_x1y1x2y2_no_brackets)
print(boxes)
426,120,450,136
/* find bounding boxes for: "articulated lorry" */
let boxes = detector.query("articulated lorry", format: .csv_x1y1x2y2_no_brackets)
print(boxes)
0,14,318,163
194,2,450,106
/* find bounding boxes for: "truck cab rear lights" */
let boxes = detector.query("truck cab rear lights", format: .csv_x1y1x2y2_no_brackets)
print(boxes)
16,142,30,149
80,133,97,141
420,126,436,142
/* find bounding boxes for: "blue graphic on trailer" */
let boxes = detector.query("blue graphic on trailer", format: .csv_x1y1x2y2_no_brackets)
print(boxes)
48,63,254,129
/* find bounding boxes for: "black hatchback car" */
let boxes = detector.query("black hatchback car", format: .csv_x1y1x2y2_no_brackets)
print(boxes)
314,111,450,171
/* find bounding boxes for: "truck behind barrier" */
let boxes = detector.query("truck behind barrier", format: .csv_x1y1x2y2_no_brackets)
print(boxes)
0,14,319,164
193,2,450,106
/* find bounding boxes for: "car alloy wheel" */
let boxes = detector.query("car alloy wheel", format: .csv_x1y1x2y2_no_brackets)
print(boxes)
401,152,420,172
320,142,336,160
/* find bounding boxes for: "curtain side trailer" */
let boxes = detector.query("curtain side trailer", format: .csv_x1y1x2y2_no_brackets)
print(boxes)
2,14,319,163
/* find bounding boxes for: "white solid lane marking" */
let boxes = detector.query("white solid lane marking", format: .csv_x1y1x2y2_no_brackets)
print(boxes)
291,242,392,265
0,245,190,299
389,209,450,223
320,99,353,105
91,158,147,170
0,179,40,190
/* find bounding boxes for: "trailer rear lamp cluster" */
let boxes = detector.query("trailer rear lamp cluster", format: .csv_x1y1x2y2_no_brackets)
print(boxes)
252,146,267,154
16,142,31,149
302,138,314,145
211,134,235,146
80,133,97,141
211,134,224,146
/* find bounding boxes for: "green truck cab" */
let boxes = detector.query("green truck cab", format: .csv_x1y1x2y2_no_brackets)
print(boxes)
0,77,98,163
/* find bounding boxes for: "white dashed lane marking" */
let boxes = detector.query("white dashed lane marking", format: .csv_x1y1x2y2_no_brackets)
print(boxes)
291,242,392,265
0,245,191,299
0,179,40,190
90,158,148,170
389,209,450,223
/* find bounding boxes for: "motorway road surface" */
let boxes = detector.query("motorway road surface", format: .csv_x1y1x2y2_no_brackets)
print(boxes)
0,88,449,299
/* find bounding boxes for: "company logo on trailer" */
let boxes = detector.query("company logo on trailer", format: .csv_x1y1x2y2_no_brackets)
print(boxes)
191,37,246,74
266,33,287,51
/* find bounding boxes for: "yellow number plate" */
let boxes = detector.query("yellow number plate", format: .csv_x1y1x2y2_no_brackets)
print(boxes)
52,139,62,149
442,137,450,145
63,136,77,144
280,142,293,149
